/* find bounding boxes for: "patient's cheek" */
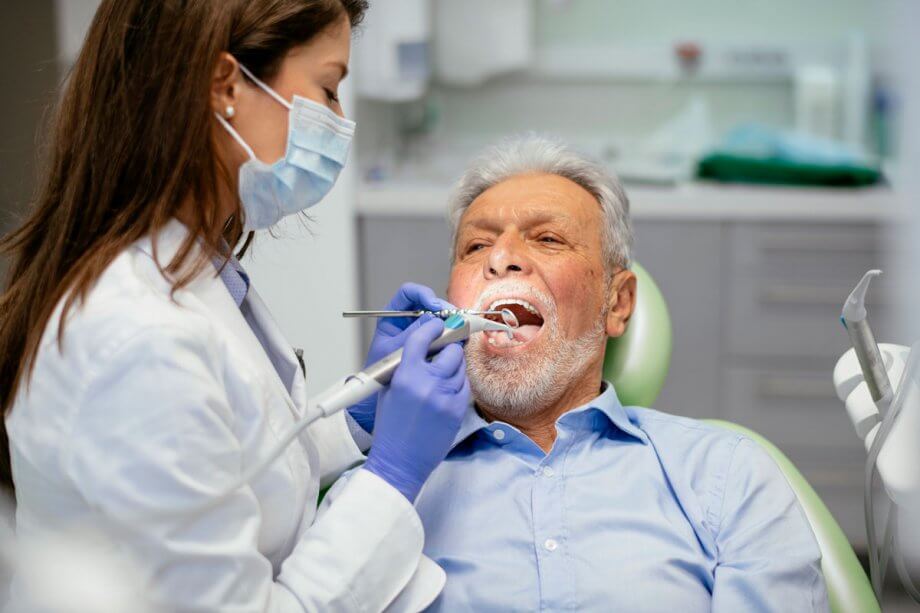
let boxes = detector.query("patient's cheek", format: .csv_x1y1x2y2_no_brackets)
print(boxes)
550,264,605,327
447,270,479,308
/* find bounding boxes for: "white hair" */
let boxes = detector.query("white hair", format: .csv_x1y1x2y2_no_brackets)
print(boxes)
447,134,633,271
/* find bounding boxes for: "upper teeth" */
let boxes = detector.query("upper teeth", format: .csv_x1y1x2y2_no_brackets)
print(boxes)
488,298,539,315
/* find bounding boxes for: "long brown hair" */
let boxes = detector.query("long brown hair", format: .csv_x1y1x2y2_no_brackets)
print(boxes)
0,0,368,490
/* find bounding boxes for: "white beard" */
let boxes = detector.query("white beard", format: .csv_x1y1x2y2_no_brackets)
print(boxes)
465,282,607,421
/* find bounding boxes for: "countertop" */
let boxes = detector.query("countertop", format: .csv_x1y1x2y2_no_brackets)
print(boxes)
357,180,900,222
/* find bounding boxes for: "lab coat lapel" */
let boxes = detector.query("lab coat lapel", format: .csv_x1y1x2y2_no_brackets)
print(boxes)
135,220,303,416
241,286,309,417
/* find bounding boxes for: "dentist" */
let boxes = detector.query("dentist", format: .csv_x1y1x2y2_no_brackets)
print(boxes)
0,1,468,611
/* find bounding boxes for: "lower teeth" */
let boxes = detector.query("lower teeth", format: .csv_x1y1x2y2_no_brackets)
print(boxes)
488,336,523,347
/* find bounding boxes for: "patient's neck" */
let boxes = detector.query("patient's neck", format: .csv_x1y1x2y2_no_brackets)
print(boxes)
478,363,604,454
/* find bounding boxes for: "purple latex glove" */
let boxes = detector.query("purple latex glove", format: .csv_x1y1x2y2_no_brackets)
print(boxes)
347,283,454,433
362,318,470,502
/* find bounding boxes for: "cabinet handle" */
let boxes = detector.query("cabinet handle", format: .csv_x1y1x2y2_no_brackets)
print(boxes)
756,376,833,400
760,234,876,254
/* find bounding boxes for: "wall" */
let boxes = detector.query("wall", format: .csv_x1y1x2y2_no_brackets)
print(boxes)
0,2,59,273
534,0,876,46
357,0,879,175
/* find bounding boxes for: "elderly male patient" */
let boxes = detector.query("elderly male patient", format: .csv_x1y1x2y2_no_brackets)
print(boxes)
413,136,829,611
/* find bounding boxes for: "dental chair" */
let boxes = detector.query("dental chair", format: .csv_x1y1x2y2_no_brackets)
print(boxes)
603,263,879,613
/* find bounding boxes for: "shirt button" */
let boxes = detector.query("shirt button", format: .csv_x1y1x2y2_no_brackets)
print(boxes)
540,466,555,477
492,429,506,441
544,538,558,552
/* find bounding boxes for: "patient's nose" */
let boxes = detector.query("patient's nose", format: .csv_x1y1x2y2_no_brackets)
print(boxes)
485,234,531,279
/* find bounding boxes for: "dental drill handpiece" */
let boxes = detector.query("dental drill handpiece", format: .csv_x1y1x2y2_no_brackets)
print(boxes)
842,270,893,412
311,313,514,418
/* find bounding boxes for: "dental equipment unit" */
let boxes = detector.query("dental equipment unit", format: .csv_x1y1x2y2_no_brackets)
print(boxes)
140,312,515,520
834,270,920,603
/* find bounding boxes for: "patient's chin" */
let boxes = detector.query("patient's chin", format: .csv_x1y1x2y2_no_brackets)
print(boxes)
466,320,606,421
467,337,571,419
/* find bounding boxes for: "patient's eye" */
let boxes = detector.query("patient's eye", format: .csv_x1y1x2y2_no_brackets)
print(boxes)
537,234,564,245
465,242,487,254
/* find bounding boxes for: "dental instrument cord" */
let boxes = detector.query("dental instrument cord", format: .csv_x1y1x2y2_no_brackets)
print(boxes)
866,394,896,599
863,349,914,601
892,515,920,603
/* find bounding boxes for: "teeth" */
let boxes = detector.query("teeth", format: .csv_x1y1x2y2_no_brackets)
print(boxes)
486,331,524,348
487,298,540,316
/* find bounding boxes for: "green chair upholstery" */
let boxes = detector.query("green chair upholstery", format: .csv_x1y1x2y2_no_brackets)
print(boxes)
603,262,878,613
706,420,879,613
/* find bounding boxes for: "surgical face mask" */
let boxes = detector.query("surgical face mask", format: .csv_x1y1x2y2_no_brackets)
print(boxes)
215,63,355,231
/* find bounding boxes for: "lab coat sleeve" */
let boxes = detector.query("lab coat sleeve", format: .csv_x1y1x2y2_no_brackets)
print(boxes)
282,468,444,612
710,437,830,612
307,408,368,488
64,326,434,612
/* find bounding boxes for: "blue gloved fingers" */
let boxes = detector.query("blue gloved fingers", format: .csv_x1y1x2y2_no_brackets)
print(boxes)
346,394,377,434
437,353,468,394
364,310,467,502
374,309,433,343
456,376,472,411
386,282,452,313
377,283,453,334
366,313,433,367
428,342,465,378
400,317,446,366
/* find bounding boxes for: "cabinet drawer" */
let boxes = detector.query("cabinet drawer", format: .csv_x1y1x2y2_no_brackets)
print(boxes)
720,365,865,453
728,222,886,282
726,222,893,359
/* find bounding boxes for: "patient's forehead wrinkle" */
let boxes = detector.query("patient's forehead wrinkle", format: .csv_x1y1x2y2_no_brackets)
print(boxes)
464,207,574,233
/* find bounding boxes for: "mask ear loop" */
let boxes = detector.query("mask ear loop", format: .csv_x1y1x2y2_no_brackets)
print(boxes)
238,63,293,111
214,113,257,161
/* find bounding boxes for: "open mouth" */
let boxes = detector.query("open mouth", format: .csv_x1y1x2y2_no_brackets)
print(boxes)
482,298,546,349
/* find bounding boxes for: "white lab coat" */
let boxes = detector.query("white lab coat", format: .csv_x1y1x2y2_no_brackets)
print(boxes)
6,219,444,612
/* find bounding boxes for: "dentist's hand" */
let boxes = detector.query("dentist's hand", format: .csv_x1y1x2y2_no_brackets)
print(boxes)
347,283,453,434
362,318,470,502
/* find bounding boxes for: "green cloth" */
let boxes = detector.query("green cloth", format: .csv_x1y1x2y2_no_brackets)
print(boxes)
698,152,882,187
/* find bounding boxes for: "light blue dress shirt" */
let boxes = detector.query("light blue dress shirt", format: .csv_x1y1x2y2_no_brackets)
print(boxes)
415,382,829,612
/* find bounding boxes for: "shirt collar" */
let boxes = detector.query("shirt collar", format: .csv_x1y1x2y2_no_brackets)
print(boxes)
450,380,647,450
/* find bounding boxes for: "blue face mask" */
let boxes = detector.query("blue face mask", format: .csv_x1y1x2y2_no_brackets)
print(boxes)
215,63,355,231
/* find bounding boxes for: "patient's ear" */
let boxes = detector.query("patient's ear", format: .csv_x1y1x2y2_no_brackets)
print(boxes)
605,269,637,338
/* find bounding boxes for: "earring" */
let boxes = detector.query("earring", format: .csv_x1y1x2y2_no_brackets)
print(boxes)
225,105,235,119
